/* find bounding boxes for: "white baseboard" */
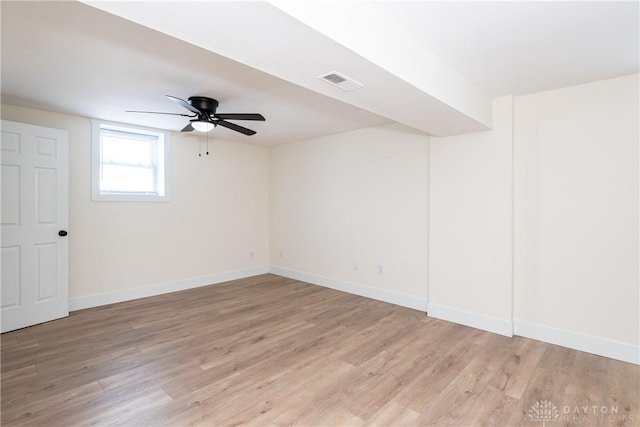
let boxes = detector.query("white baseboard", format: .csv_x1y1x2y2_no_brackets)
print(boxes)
68,264,639,366
269,265,428,312
69,266,270,311
427,303,514,337
514,320,639,365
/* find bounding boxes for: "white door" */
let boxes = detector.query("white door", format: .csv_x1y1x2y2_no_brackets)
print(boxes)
1,120,69,333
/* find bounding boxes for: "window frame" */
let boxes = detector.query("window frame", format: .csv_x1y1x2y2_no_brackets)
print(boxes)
91,119,170,202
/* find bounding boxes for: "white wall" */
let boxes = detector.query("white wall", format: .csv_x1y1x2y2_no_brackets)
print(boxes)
513,74,639,360
427,75,639,363
269,123,429,310
428,96,514,336
1,104,270,308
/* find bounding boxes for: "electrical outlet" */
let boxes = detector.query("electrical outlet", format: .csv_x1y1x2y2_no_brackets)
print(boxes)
378,264,384,275
279,250,283,258
250,250,254,259
352,261,358,271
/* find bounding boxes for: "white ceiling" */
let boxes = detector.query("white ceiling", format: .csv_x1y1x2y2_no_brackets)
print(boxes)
377,1,640,97
1,1,638,146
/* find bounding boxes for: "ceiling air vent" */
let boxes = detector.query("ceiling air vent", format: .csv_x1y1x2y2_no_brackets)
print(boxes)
317,71,364,91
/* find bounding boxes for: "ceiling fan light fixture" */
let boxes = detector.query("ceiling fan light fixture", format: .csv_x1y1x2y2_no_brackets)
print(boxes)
192,120,214,132
128,96,263,135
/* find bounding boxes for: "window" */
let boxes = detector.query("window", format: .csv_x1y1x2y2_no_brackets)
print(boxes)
92,120,169,202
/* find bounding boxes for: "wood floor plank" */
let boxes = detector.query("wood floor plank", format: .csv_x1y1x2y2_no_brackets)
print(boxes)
537,342,578,375
364,401,420,427
120,372,246,426
469,333,520,372
393,338,480,412
466,388,519,427
1,274,638,426
2,381,105,425
414,361,496,426
488,337,548,400
503,366,569,427
604,359,640,425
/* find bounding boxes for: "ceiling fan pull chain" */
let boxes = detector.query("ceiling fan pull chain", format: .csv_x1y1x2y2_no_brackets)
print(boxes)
206,131,210,156
198,137,202,157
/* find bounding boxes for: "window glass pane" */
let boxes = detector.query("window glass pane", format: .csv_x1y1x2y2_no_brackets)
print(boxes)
92,120,168,201
101,134,154,166
100,165,156,194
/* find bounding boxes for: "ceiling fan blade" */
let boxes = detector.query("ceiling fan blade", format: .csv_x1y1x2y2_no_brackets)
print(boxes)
215,120,256,136
215,113,265,121
181,123,194,132
126,110,196,117
166,95,201,115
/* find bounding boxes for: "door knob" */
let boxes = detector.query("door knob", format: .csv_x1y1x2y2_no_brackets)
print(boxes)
58,230,68,237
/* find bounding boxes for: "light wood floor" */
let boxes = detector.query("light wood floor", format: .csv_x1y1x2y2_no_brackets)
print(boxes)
1,274,638,426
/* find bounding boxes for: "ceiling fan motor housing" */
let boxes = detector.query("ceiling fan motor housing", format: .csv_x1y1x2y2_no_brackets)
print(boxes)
128,95,263,135
188,96,219,114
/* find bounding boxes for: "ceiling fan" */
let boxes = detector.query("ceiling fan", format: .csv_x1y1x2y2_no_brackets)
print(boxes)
127,95,265,135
